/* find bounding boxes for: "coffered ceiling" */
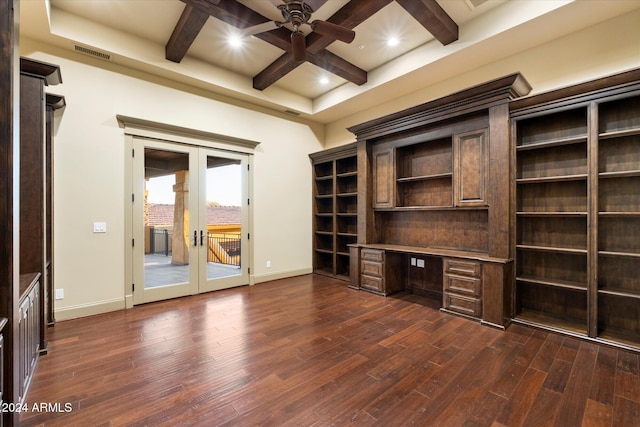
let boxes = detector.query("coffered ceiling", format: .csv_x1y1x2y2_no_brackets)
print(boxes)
19,0,640,124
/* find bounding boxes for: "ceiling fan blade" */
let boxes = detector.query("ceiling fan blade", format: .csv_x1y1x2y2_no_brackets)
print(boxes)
291,30,306,62
240,21,280,37
310,20,356,44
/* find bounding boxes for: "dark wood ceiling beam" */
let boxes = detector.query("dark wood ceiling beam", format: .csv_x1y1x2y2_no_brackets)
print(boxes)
395,0,458,45
306,0,330,12
306,50,367,86
254,0,390,90
307,0,393,53
166,5,210,63
253,53,303,91
181,0,291,51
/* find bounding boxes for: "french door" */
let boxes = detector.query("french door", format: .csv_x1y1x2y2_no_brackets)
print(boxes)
131,138,249,305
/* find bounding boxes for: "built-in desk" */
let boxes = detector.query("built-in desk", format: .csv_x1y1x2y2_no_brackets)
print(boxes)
349,244,513,329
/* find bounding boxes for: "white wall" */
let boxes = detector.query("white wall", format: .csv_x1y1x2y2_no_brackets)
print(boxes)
325,9,640,148
22,39,323,320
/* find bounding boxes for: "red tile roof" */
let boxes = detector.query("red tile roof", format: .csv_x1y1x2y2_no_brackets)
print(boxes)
147,204,241,226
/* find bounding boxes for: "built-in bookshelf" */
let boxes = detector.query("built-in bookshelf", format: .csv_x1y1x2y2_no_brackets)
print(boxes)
310,143,357,281
512,71,640,350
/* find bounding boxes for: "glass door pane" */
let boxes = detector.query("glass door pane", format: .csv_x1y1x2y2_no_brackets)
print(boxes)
199,150,249,292
133,141,198,305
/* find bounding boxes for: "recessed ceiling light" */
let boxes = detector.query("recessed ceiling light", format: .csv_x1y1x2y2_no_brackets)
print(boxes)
228,34,243,48
387,37,399,47
319,76,330,85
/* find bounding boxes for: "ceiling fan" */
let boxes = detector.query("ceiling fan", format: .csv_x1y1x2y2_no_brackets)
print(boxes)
241,0,356,62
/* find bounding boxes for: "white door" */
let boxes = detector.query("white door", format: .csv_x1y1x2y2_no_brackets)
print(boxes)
131,138,249,305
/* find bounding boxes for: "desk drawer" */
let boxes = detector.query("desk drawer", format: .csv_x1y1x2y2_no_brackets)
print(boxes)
444,258,481,278
361,248,384,262
444,274,481,297
361,259,384,277
361,275,384,292
443,292,481,317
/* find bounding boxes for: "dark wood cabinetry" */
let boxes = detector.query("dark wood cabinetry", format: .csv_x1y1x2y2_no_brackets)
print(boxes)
17,274,40,403
511,69,640,350
347,74,531,329
310,143,357,281
359,248,404,296
0,57,62,416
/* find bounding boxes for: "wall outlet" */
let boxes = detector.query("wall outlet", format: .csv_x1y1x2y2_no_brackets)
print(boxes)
55,288,64,300
266,260,271,268
93,222,107,233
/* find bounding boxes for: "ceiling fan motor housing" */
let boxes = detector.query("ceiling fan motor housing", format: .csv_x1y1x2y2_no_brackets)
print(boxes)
278,1,314,28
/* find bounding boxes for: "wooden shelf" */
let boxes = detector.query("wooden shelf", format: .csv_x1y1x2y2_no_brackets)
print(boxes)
375,205,487,212
517,211,587,217
516,134,587,151
598,170,640,179
599,212,640,217
310,144,357,281
516,174,588,184
337,232,357,238
397,172,452,183
513,309,587,336
599,127,640,139
514,84,640,350
337,171,357,178
599,288,640,299
598,250,640,259
517,244,587,255
517,275,586,291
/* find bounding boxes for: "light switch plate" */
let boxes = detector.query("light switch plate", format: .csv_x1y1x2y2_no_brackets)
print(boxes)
93,222,107,233
417,259,425,268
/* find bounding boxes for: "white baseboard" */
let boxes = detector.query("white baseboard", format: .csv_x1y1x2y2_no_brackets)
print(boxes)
252,267,312,284
54,298,126,321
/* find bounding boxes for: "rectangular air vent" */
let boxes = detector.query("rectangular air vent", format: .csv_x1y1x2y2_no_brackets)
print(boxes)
74,45,112,61
284,109,301,116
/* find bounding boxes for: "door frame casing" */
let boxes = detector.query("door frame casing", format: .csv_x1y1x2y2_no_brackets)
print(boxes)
119,116,259,309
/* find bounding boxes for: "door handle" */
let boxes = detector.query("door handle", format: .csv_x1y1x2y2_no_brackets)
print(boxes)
200,230,205,246
193,230,197,247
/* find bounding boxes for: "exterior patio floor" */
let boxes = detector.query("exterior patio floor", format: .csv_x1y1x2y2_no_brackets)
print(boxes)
144,253,241,288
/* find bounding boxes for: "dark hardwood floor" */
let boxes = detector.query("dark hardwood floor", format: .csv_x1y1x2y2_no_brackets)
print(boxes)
21,274,639,426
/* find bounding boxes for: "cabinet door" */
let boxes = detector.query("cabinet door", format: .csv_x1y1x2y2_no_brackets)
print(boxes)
453,129,488,207
372,147,394,209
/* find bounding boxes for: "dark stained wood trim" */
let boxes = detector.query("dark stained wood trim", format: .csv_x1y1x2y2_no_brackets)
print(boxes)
305,0,330,12
165,4,210,63
171,0,459,90
306,0,394,54
309,141,357,163
396,0,458,45
306,50,367,86
510,68,640,113
19,57,62,86
0,1,20,425
253,52,303,91
349,73,532,141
